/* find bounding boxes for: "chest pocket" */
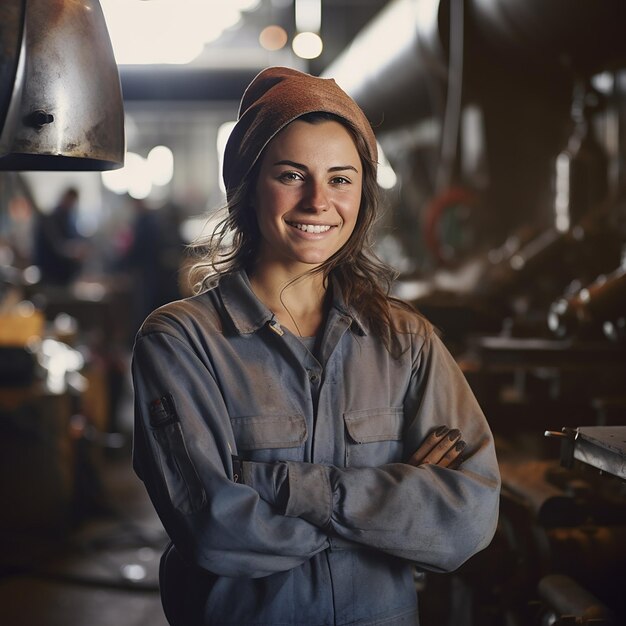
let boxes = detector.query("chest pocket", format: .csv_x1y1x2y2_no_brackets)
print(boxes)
344,407,404,468
230,414,307,462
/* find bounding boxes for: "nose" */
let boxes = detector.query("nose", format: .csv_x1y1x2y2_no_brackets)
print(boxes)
303,179,329,212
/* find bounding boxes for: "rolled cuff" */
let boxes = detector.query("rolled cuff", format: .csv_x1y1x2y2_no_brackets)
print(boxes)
285,461,332,528
242,460,288,509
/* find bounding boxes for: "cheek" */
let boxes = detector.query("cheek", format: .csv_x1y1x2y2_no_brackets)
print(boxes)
341,196,362,228
256,184,290,218
252,189,276,225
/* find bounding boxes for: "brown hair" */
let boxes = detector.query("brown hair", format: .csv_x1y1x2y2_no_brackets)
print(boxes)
188,112,413,357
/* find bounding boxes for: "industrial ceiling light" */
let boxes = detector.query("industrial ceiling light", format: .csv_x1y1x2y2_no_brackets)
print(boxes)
292,32,323,59
0,0,125,171
100,1,256,65
295,0,321,33
103,2,240,65
293,0,323,59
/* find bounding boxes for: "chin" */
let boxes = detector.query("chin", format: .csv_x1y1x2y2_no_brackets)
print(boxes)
294,252,335,266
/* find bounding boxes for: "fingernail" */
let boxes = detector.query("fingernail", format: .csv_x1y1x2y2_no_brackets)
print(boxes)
455,440,466,451
448,429,461,441
435,425,448,437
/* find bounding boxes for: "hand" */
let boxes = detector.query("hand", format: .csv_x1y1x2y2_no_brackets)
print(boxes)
407,425,466,469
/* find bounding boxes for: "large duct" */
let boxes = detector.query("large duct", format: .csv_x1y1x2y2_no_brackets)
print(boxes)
468,0,626,76
323,0,447,131
324,0,626,132
0,0,124,171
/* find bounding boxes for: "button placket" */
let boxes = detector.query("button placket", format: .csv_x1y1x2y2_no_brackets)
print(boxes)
308,369,321,385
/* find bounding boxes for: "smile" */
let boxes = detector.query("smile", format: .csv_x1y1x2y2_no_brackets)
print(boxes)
288,222,334,234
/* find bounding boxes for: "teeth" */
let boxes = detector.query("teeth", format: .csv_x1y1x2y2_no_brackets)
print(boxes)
292,223,332,234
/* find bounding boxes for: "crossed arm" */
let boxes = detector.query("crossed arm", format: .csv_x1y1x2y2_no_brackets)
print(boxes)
133,328,500,578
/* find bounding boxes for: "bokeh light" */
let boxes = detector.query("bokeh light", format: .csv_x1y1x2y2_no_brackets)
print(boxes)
292,32,323,59
259,25,288,51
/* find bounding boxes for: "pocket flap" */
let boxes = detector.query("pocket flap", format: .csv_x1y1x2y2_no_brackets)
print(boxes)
344,407,403,444
231,414,307,450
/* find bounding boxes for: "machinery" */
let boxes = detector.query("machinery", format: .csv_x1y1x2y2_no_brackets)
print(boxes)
325,1,626,624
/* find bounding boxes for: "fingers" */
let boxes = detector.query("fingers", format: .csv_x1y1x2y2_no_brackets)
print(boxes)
408,424,449,466
421,428,462,465
437,439,466,468
407,425,466,468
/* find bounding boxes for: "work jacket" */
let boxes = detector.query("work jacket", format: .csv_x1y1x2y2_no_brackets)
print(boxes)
132,270,500,626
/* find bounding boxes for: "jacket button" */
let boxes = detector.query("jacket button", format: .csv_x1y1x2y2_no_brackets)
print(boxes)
309,371,319,384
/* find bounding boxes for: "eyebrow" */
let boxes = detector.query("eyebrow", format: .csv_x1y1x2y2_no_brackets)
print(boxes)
272,159,359,174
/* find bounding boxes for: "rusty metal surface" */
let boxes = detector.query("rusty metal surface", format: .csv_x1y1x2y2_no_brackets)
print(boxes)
0,0,124,170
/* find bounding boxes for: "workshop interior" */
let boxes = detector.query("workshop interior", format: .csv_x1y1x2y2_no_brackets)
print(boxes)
1,1,625,625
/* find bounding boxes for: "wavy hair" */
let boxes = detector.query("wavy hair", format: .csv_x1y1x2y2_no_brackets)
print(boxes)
188,112,413,356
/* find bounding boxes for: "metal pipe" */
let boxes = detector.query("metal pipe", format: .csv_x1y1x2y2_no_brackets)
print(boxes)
538,574,616,624
324,0,626,132
323,0,447,131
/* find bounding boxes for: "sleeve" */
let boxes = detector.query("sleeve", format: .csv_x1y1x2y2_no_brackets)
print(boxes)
242,329,501,573
132,329,330,579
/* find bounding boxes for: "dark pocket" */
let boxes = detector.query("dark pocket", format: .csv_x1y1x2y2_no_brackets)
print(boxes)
150,393,206,514
344,407,404,467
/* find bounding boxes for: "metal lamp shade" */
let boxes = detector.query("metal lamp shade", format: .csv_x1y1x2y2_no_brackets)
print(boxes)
0,0,124,171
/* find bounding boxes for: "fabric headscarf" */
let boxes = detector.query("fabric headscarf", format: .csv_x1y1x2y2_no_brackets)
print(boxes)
222,66,378,201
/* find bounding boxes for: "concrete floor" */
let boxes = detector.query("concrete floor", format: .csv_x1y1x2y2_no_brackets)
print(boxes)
0,431,171,626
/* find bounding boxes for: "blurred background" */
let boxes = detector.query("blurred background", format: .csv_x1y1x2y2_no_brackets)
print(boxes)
1,1,626,625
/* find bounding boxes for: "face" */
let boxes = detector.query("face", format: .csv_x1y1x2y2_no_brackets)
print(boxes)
252,119,363,273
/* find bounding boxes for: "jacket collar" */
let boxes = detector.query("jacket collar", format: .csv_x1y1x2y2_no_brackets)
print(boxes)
218,270,367,336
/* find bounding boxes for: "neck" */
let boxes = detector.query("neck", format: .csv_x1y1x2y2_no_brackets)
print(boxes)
248,263,328,337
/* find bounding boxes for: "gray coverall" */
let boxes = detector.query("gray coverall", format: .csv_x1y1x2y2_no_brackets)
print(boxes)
132,270,500,625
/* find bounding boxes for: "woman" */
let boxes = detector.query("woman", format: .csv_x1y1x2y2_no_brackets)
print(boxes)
132,66,500,626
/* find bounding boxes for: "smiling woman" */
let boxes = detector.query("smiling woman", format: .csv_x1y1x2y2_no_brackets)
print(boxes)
253,117,362,276
131,66,500,626
247,115,364,336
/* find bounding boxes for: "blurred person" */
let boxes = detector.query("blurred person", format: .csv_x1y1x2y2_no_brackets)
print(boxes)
115,197,184,342
33,187,87,285
132,67,500,626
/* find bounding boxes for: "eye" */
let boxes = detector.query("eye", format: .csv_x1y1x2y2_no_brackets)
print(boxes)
330,175,351,185
277,171,304,183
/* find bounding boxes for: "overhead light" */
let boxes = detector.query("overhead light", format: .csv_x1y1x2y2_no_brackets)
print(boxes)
295,0,321,32
376,143,398,190
126,153,152,199
102,164,130,195
293,0,322,59
234,0,262,11
100,0,243,65
103,145,176,197
102,150,151,198
259,25,289,51
147,145,174,186
292,32,323,59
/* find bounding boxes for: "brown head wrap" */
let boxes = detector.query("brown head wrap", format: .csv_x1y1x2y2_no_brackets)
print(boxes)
222,66,378,200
